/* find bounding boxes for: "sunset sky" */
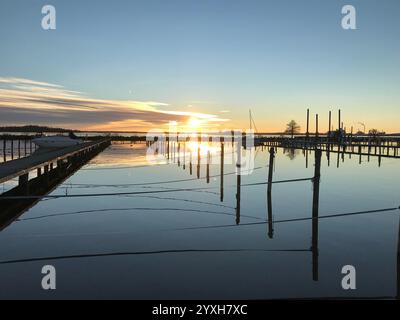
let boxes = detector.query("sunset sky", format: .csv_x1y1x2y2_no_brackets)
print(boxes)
0,0,399,133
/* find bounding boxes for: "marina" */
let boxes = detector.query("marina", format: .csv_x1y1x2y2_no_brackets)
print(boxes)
0,137,399,299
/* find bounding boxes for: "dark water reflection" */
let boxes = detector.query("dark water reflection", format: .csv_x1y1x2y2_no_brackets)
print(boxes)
0,142,399,299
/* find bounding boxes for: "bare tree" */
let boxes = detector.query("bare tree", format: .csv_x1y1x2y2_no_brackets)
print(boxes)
285,120,301,138
368,128,385,136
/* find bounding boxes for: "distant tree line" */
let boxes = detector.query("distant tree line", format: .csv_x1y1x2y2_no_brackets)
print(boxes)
0,125,78,133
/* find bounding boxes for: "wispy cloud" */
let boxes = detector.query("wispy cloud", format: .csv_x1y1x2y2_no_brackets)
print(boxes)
0,77,229,131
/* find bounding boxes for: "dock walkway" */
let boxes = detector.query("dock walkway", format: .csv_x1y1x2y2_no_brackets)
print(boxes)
0,139,110,184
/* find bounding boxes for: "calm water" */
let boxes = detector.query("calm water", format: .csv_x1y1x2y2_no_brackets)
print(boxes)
0,141,399,299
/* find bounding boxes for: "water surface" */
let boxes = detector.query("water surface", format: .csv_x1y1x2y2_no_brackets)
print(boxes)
0,142,399,299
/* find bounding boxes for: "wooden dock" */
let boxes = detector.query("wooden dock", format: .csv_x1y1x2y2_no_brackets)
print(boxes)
0,139,111,229
0,139,111,186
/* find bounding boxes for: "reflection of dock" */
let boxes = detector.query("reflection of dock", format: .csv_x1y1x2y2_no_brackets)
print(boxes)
0,139,111,229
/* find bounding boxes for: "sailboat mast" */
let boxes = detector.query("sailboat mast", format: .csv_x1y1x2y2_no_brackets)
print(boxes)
249,109,252,131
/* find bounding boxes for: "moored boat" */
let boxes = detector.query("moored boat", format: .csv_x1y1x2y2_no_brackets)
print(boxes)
32,132,83,148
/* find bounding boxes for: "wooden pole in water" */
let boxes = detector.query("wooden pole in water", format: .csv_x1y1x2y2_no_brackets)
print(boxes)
397,216,400,300
189,150,193,175
167,137,170,160
312,149,322,281
220,136,224,202
315,114,319,138
328,111,331,141
183,141,186,170
206,149,210,184
197,135,201,179
267,148,275,195
306,108,310,139
236,139,242,225
18,140,21,158
177,142,180,167
267,147,275,238
11,139,14,160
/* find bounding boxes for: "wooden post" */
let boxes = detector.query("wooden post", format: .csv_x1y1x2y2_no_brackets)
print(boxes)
167,136,170,160
197,136,201,179
189,150,193,175
315,114,319,138
397,216,400,300
267,148,275,195
206,149,210,184
306,108,310,139
236,140,242,225
183,141,186,170
312,149,322,281
11,139,14,160
267,148,275,238
177,142,180,167
18,140,21,158
220,137,224,202
328,110,331,141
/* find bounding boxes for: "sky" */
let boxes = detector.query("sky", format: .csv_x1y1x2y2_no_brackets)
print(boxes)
0,0,399,133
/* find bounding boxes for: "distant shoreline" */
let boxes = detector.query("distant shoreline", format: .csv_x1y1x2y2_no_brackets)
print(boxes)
0,125,398,136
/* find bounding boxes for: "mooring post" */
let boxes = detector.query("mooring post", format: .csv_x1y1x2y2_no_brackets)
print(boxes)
11,139,14,160
220,136,224,202
306,108,310,140
167,136,170,160
183,141,186,170
18,140,21,158
197,135,201,179
312,149,322,281
267,148,275,195
397,216,400,300
236,138,242,225
328,110,331,143
315,114,319,139
177,142,181,167
189,150,193,175
206,150,210,184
